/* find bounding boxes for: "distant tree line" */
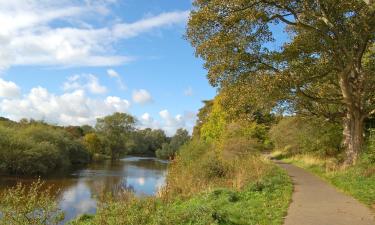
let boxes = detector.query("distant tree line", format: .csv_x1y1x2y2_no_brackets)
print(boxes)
0,112,190,176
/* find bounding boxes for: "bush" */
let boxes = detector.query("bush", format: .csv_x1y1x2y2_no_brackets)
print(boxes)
14,142,61,175
21,125,90,166
155,129,190,159
0,127,62,175
0,180,64,225
162,138,272,200
363,129,375,165
155,143,174,159
269,116,342,157
199,96,228,142
0,123,90,176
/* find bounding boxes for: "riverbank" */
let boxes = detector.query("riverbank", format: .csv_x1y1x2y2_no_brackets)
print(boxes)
0,153,293,225
0,114,183,177
71,163,292,225
71,140,293,225
0,157,168,224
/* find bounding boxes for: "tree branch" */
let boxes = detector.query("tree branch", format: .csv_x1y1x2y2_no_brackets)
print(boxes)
296,86,342,104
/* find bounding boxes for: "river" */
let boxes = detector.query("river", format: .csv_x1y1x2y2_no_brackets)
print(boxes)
0,157,168,223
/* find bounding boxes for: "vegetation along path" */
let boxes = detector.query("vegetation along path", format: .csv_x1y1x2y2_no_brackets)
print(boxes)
276,161,375,225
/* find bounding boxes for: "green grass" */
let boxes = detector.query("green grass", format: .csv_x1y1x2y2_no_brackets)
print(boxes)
70,136,294,225
70,166,292,225
282,155,375,209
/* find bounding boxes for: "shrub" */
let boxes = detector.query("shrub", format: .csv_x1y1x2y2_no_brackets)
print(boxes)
363,129,375,165
220,137,261,159
21,125,90,166
0,180,64,225
162,140,212,199
0,123,90,176
0,127,62,175
223,121,268,143
199,96,228,142
155,129,190,159
155,143,174,159
14,142,61,175
93,192,158,225
162,138,272,200
269,116,342,157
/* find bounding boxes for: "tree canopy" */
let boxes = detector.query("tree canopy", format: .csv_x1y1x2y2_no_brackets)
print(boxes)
156,128,191,159
187,0,375,164
96,112,136,160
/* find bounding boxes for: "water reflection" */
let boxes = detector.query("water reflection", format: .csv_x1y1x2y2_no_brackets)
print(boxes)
0,157,168,224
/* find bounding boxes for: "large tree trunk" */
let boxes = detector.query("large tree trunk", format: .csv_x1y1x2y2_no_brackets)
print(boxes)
342,109,364,166
340,65,365,166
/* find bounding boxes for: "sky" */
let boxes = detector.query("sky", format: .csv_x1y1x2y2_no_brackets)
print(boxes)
0,0,218,136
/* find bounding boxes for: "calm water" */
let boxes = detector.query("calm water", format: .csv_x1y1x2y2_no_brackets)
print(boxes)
0,157,168,223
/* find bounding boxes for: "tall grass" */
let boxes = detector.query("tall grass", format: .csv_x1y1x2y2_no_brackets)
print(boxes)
70,136,292,225
0,180,64,225
162,138,271,200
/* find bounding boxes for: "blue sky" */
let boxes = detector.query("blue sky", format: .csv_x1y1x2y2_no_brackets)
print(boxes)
0,0,217,135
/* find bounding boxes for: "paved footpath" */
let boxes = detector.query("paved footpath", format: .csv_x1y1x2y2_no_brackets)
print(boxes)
276,161,375,225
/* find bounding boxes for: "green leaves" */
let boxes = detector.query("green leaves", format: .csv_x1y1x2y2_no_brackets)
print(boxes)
187,0,375,164
0,122,89,176
187,0,375,116
0,180,64,225
95,112,136,160
155,129,190,159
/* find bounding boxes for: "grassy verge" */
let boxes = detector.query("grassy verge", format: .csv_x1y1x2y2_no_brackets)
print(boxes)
70,138,293,225
71,166,292,225
0,137,293,225
274,153,375,209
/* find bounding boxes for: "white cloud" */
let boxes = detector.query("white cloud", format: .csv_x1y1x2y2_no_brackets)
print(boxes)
0,76,196,135
138,112,160,130
0,78,21,98
107,69,119,78
0,86,130,126
132,89,152,104
107,69,126,90
159,110,185,134
112,11,189,39
139,110,196,136
0,0,190,70
63,74,107,94
105,96,130,112
141,113,152,122
184,86,193,96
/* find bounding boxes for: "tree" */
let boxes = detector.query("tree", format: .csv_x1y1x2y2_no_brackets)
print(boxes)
83,133,104,156
193,100,214,138
65,126,84,138
187,0,375,165
81,124,95,135
141,128,168,153
96,112,136,160
156,129,191,159
170,129,191,148
199,96,228,142
127,129,168,156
